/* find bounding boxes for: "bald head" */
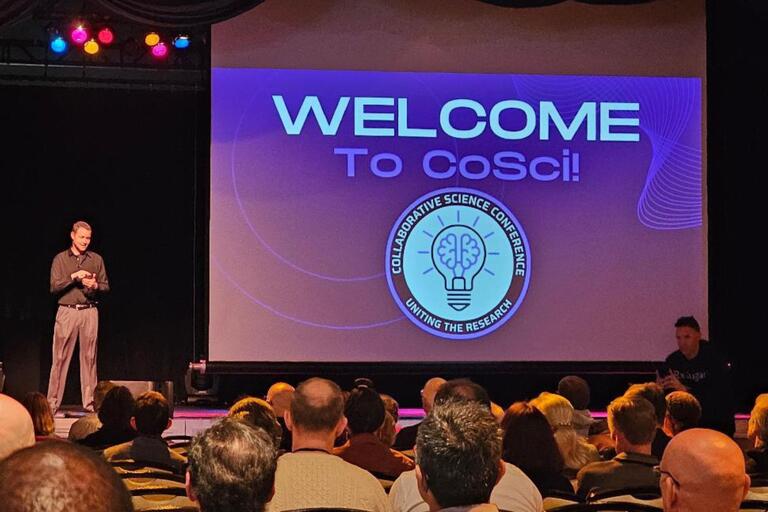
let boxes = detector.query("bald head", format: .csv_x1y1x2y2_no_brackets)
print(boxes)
660,428,749,512
0,394,35,461
421,377,446,413
289,378,344,432
0,441,132,512
266,382,295,417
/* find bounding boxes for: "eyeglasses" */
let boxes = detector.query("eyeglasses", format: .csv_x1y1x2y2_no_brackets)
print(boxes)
653,465,680,487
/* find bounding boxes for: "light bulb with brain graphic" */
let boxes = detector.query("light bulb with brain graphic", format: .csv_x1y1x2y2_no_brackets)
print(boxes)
431,225,487,311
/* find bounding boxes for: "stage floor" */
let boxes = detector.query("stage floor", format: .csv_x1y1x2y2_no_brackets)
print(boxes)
54,406,750,441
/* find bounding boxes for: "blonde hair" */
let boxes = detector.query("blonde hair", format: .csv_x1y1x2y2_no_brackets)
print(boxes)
530,392,599,470
749,395,768,446
72,220,92,233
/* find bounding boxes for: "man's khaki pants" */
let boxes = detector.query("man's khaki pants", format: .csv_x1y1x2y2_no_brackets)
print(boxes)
47,306,98,412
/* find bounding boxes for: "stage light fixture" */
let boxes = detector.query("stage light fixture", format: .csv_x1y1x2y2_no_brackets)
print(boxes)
97,27,114,45
83,38,100,55
173,35,190,49
70,25,88,45
50,35,68,54
151,42,168,58
144,32,160,47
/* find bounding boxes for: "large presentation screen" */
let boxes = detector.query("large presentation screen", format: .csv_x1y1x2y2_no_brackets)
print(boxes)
210,0,706,362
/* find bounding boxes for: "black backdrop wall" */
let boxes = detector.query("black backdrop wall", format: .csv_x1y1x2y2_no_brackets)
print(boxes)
1,0,766,410
0,86,208,403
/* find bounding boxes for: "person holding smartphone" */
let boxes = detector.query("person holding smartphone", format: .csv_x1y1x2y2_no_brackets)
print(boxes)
47,220,110,414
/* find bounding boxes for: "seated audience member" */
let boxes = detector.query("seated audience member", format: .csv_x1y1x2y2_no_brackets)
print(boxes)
529,391,600,477
664,391,702,437
660,428,750,512
103,390,186,471
576,396,659,499
393,377,445,451
266,381,294,452
268,377,390,512
0,441,132,512
68,380,114,441
390,382,542,512
501,402,574,496
660,316,735,437
558,376,595,438
22,391,57,441
0,394,35,461
336,385,414,478
187,418,277,512
229,396,283,450
378,394,400,447
79,385,136,449
625,382,671,458
747,395,768,473
414,399,505,512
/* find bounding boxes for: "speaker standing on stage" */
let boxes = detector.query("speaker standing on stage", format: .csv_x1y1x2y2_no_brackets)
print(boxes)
47,221,109,414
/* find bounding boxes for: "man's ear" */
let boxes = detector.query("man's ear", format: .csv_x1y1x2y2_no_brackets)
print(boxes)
285,410,294,432
743,474,752,501
415,464,428,495
495,459,506,486
661,474,677,512
185,471,197,502
335,416,349,438
130,417,137,431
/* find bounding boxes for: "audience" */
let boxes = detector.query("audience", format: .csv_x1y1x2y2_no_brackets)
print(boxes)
378,394,400,447
394,377,445,451
336,385,414,478
21,391,57,441
529,391,600,477
0,375,759,512
187,418,276,512
576,396,659,498
747,395,768,472
390,380,542,512
558,376,594,438
0,394,35,461
414,399,504,512
229,396,283,450
68,380,115,441
660,428,750,512
266,381,294,452
79,385,136,449
0,440,133,512
501,402,574,496
269,377,390,512
103,390,186,471
664,391,702,437
625,382,671,458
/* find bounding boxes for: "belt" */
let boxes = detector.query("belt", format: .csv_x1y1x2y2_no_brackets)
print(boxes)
60,303,97,310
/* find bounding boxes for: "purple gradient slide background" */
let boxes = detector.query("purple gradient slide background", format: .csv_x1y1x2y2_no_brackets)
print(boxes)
209,68,705,362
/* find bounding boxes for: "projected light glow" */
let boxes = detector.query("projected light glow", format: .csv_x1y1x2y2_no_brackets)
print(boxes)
50,36,67,54
70,25,88,45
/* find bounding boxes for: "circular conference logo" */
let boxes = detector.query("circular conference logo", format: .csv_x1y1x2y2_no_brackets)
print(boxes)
386,188,531,340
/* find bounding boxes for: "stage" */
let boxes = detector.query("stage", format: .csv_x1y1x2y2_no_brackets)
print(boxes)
53,407,752,444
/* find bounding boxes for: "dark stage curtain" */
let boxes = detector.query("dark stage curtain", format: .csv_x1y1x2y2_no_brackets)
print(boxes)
90,0,264,28
0,0,44,29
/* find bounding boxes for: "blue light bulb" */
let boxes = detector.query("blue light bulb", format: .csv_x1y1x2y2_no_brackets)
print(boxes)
50,36,68,54
173,36,190,49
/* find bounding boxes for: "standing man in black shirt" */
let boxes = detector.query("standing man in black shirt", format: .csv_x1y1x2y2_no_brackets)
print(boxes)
659,316,735,437
47,221,110,414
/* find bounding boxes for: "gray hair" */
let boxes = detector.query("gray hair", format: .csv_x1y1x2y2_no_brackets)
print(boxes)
416,399,502,508
188,418,277,512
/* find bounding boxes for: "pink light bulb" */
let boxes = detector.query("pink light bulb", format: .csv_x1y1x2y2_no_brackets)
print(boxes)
71,26,88,45
151,42,168,58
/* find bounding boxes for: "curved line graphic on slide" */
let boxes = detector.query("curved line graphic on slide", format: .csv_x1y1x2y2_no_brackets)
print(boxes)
213,257,405,330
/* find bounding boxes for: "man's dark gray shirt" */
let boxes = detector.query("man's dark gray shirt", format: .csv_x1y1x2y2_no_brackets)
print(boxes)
50,249,110,305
